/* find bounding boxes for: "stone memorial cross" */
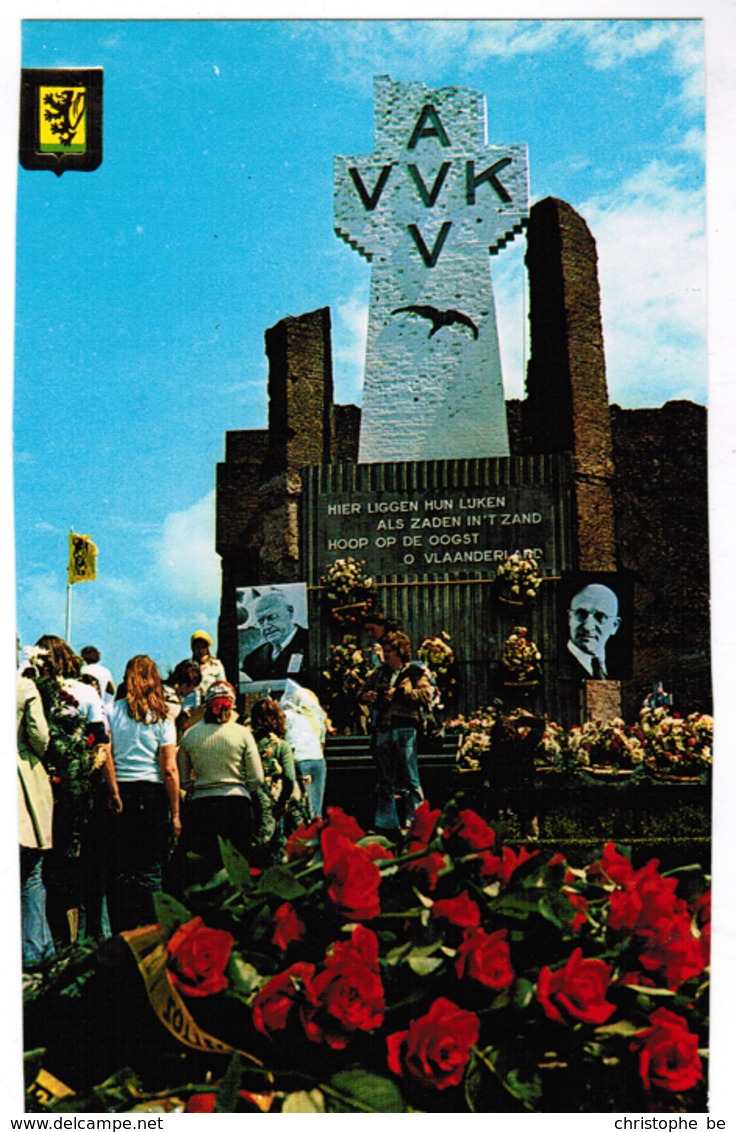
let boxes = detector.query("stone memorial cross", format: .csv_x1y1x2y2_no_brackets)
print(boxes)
334,76,529,464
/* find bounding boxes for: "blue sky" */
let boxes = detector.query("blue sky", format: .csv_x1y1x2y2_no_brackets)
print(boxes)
11,17,708,683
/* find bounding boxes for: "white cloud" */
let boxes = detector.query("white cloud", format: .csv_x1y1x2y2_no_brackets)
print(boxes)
154,491,221,606
333,288,368,404
581,159,706,407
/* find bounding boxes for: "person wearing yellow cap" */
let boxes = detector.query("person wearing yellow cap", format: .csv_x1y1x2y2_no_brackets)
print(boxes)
188,631,226,709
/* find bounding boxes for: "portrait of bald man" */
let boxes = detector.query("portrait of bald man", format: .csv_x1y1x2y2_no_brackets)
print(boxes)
560,575,631,681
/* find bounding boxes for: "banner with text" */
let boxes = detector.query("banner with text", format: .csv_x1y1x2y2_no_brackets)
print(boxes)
315,484,556,577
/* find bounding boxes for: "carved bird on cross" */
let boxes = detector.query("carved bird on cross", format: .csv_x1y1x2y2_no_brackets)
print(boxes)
391,304,479,340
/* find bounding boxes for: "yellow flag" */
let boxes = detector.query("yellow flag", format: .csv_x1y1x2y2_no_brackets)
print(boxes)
68,531,97,584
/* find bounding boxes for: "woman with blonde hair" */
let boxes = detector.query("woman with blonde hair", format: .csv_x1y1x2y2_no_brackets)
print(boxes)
108,655,180,932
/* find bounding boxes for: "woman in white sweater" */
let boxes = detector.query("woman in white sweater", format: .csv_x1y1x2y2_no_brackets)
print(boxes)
178,681,264,868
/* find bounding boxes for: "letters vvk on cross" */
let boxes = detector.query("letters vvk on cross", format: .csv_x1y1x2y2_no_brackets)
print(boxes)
334,76,529,464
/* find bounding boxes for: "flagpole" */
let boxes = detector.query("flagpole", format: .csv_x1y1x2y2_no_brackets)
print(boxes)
66,528,73,642
66,580,72,643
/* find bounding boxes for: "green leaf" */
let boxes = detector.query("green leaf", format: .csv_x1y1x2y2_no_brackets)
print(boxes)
257,865,307,901
226,953,264,997
282,1089,326,1113
214,1052,242,1113
595,1019,641,1037
152,892,192,939
464,1052,483,1113
385,940,413,966
218,837,254,892
505,1067,542,1108
407,955,444,976
512,977,535,1010
327,1069,407,1113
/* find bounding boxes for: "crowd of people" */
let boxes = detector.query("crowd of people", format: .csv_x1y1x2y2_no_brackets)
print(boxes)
16,615,561,974
16,631,325,973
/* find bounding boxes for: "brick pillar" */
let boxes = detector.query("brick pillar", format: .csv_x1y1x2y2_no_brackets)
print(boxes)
524,197,620,721
266,306,334,472
524,196,617,572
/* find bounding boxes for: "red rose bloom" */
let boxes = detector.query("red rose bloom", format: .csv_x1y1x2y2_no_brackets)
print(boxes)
455,927,515,990
285,818,323,861
638,910,705,990
409,800,442,844
252,961,315,1037
185,1093,216,1112
301,926,385,1049
324,806,365,842
403,842,448,892
431,891,481,929
443,808,496,852
387,997,480,1091
694,890,711,965
537,947,616,1025
630,1007,703,1092
594,842,636,887
321,827,382,920
271,902,306,951
564,889,589,932
608,858,681,934
185,1091,266,1113
166,917,234,998
362,841,395,864
477,844,538,885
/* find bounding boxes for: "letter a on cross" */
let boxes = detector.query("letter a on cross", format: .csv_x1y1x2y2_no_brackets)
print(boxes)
334,76,529,464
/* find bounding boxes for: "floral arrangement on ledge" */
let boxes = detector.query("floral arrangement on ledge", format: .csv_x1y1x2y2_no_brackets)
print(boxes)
321,558,377,624
321,636,372,735
449,708,712,781
494,553,543,602
636,708,713,778
417,631,455,680
500,627,542,685
25,801,710,1113
567,718,645,774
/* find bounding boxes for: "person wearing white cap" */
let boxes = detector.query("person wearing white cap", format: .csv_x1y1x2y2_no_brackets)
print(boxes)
178,680,264,868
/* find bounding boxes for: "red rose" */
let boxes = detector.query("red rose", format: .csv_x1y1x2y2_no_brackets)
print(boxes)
166,917,234,999
537,947,615,1025
321,827,382,920
323,922,380,969
252,961,315,1037
608,859,681,934
403,842,449,892
638,910,705,990
185,1091,266,1113
185,1093,216,1112
409,800,442,844
324,806,365,842
477,844,538,885
564,889,589,932
431,891,481,929
630,1007,703,1092
455,927,515,991
593,842,636,887
386,997,480,1091
694,890,711,965
301,926,385,1049
443,808,496,852
363,841,395,864
285,818,323,861
272,902,306,951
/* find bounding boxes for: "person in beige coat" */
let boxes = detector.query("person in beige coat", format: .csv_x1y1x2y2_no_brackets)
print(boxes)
17,674,55,969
